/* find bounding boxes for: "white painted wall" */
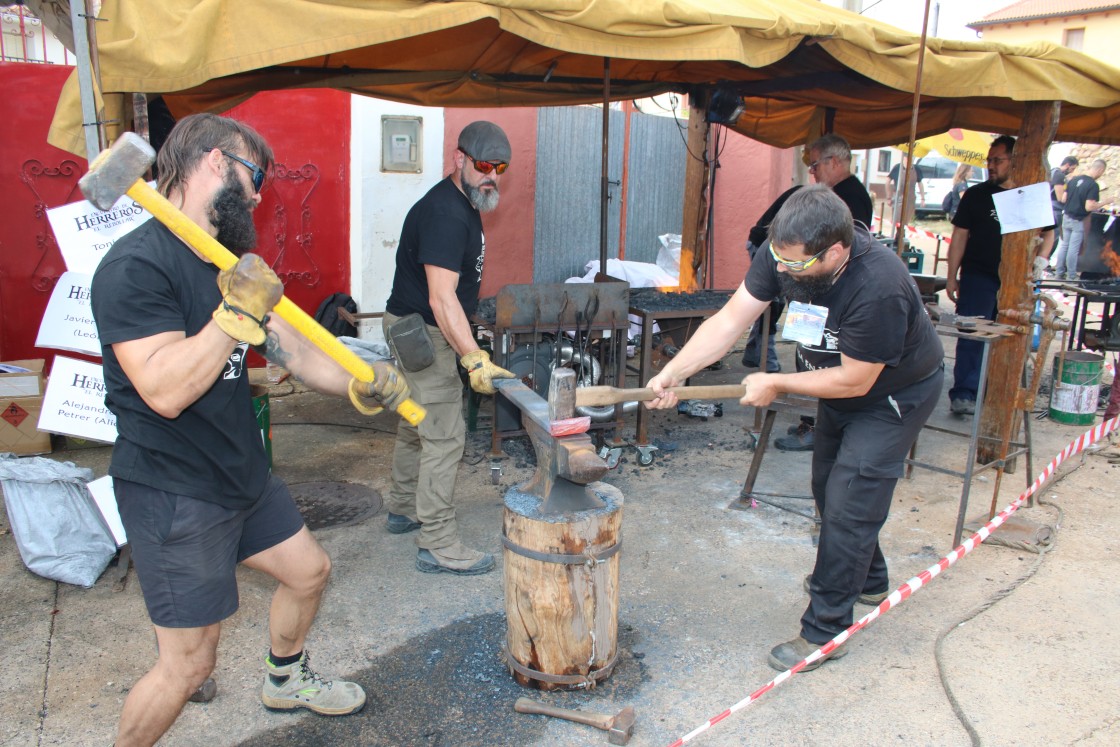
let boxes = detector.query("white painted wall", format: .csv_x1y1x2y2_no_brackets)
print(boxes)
349,97,445,339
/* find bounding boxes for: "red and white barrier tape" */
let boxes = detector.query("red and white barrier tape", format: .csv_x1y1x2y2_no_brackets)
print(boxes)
870,215,952,245
665,414,1120,747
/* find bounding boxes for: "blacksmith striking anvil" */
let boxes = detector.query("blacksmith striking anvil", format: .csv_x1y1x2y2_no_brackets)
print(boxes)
494,368,608,515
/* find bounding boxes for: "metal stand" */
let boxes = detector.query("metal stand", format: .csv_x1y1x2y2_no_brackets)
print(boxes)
905,317,1031,547
728,394,819,520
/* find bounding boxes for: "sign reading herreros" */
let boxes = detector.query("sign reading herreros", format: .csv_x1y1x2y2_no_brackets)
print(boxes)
38,356,117,443
46,185,153,275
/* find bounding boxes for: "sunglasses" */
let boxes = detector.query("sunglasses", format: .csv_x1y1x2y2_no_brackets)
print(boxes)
463,151,508,176
220,150,266,193
808,155,835,172
769,242,831,272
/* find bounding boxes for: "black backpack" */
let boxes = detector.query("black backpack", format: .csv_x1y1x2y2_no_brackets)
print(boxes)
941,190,954,213
313,292,359,337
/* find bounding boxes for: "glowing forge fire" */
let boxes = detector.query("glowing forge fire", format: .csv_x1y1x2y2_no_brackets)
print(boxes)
1102,240,1120,277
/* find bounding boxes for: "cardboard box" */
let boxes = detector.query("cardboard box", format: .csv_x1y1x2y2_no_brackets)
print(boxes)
1,396,52,456
0,359,45,398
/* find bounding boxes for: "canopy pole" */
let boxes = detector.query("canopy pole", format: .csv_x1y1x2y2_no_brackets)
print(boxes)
600,57,611,274
679,90,710,292
978,101,1060,473
895,0,934,254
69,0,102,158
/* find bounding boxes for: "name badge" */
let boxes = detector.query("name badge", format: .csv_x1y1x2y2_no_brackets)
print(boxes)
782,301,829,346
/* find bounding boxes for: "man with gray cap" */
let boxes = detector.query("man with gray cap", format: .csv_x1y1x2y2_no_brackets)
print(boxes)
382,121,516,575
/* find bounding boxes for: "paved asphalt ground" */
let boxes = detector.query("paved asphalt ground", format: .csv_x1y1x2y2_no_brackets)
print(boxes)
3,316,1119,747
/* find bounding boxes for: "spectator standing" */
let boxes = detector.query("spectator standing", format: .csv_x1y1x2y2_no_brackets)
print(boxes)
1053,159,1111,280
1050,155,1079,242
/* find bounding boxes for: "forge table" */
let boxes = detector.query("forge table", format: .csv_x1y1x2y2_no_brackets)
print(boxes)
627,288,734,449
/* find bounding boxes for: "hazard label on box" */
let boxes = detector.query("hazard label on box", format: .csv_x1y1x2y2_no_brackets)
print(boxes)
2,402,29,428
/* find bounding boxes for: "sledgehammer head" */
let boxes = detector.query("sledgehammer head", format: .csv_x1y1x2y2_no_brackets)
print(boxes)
79,132,156,210
608,706,636,745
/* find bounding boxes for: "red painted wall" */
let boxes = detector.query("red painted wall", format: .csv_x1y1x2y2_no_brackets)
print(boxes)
711,134,796,289
226,89,351,316
443,108,539,297
0,63,84,366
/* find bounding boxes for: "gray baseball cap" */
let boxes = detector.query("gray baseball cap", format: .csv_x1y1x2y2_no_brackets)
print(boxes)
458,121,511,163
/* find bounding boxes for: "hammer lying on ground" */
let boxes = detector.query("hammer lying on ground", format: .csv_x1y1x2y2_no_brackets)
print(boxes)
514,697,636,744
79,133,425,426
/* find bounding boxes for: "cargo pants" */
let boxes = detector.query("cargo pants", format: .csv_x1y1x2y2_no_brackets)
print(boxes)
383,312,466,550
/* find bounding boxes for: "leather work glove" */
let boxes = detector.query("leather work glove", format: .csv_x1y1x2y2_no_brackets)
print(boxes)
212,254,283,346
1033,255,1051,281
348,361,410,416
460,349,515,395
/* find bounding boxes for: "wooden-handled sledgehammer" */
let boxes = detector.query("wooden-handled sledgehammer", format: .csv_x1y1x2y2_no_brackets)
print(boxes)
80,133,425,426
574,383,747,408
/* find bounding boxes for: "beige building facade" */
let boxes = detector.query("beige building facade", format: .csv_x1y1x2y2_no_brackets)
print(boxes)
969,1,1120,67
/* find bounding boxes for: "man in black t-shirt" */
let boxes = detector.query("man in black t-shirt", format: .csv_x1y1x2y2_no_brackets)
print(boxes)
646,186,943,673
761,134,875,452
1050,156,1078,241
1054,158,1111,280
946,136,1055,414
92,114,408,745
382,121,515,576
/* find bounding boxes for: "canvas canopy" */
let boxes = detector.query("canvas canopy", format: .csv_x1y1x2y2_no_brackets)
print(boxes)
48,0,1120,156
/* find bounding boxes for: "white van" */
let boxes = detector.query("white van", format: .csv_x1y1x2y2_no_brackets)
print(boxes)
914,155,986,218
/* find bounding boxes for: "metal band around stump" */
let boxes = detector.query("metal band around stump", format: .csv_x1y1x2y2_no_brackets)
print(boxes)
502,643,619,689
501,533,622,566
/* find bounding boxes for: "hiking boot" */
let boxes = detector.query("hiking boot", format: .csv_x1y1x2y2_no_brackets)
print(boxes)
775,422,814,451
767,636,848,673
386,512,421,534
803,574,891,605
417,542,495,575
261,652,365,716
188,677,217,703
949,398,976,415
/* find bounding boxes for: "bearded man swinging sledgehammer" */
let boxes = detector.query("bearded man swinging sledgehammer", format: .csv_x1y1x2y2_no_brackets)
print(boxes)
90,113,409,746
645,186,944,671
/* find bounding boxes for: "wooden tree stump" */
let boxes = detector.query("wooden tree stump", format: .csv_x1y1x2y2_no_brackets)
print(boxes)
502,481,623,690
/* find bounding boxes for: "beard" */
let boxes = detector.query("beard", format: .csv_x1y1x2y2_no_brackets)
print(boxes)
208,171,258,255
777,270,836,304
461,164,500,213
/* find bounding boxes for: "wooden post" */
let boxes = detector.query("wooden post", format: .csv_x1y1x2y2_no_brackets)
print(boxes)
679,92,710,291
977,101,1060,468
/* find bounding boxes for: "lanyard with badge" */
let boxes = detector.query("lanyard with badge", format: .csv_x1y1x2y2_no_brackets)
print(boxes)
782,301,828,346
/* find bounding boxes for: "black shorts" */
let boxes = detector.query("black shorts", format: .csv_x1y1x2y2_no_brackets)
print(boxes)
115,474,304,628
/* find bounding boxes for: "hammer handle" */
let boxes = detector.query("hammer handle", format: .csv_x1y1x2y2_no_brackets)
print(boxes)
575,384,746,407
514,697,612,730
124,181,425,426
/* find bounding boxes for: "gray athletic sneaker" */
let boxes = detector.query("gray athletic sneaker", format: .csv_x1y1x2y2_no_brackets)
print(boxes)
261,651,365,716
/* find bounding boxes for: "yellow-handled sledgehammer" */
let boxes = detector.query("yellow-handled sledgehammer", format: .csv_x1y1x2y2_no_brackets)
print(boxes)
81,132,425,426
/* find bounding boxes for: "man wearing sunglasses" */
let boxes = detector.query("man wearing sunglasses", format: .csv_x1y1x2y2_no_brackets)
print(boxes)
645,186,943,672
92,113,409,745
382,121,516,576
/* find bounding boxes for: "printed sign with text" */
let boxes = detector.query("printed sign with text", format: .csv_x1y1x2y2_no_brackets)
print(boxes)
46,184,154,274
35,271,100,356
38,356,117,443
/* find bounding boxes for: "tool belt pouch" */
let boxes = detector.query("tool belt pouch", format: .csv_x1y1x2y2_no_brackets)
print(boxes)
387,313,436,372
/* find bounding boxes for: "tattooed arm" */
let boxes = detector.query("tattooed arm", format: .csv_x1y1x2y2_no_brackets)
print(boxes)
256,315,352,397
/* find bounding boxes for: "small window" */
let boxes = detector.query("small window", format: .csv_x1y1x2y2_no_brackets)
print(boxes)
877,151,892,172
1064,27,1085,51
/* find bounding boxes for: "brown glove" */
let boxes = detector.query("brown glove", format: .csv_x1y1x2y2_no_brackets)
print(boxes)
212,254,283,346
459,349,515,395
348,361,410,416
